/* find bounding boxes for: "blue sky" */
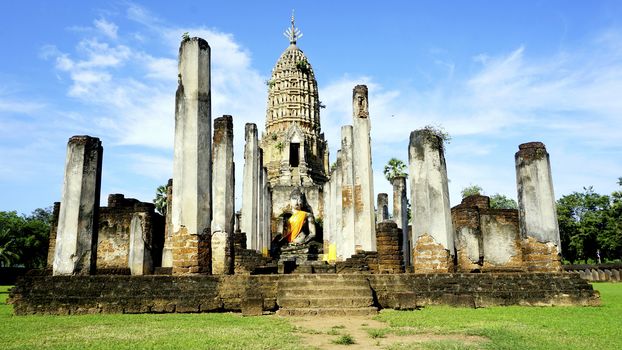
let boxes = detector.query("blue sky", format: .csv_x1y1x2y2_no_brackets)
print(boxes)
1,1,621,215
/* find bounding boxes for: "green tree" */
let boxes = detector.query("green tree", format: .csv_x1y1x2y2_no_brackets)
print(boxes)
154,184,168,216
0,208,51,268
461,185,483,198
461,185,517,209
556,184,621,263
383,158,407,182
489,194,518,209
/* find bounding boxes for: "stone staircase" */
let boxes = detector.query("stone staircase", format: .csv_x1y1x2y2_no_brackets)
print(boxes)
276,274,378,316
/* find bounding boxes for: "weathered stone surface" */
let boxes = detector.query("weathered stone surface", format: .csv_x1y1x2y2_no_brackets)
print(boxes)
96,195,164,273
339,126,356,259
241,123,259,250
516,142,562,272
172,37,212,274
211,115,234,274
46,202,61,268
9,273,599,316
161,179,173,267
352,85,376,251
377,193,389,221
392,176,409,267
409,129,454,273
53,135,103,276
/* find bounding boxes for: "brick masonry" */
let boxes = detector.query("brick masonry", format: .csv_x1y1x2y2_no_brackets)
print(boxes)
412,234,453,273
8,272,599,315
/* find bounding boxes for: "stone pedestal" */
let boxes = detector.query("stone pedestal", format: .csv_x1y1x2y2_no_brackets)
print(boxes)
53,135,103,276
171,37,212,275
515,142,562,272
408,129,454,273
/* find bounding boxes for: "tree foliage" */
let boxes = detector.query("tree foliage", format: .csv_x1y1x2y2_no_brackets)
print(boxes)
557,183,622,263
383,158,407,182
489,194,518,209
461,185,483,198
154,185,168,216
0,207,52,268
460,185,518,209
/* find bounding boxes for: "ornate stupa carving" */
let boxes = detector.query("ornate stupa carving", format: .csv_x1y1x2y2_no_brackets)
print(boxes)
260,13,329,220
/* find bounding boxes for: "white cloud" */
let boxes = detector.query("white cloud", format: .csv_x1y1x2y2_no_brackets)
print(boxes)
94,18,118,39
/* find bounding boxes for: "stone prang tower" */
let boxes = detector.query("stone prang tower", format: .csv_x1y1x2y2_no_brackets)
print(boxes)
260,14,329,220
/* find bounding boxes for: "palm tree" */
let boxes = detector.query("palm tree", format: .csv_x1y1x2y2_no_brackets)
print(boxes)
154,185,168,216
0,228,19,267
383,158,407,182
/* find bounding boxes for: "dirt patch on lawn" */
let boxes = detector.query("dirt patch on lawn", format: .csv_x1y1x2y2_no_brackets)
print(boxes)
284,314,487,349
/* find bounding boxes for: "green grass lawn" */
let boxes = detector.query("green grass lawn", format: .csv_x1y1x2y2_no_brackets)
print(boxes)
1,283,621,349
376,283,622,350
0,286,308,350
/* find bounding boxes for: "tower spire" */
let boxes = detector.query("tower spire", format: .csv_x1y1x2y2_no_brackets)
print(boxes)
283,9,303,45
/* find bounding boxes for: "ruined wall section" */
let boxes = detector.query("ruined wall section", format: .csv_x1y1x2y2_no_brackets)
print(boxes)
97,194,164,274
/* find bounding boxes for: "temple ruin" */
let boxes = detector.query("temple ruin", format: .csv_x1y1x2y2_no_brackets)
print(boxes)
9,15,598,315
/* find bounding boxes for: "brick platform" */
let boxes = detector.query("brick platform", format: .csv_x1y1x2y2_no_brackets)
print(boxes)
9,272,598,315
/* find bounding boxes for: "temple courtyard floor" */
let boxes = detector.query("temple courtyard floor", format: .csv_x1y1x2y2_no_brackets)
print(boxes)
1,283,620,350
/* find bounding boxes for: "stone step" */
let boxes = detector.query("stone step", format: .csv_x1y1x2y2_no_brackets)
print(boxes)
278,296,374,308
277,287,372,298
276,307,378,317
277,277,371,288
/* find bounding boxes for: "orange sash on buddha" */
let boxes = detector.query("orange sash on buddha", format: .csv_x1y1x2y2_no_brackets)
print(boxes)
286,211,308,242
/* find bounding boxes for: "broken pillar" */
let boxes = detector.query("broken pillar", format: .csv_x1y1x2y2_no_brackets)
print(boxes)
161,179,173,268
171,37,212,275
211,115,235,274
46,202,61,268
408,129,454,273
53,135,103,276
515,142,562,272
340,126,356,260
392,176,410,267
352,85,376,251
241,123,259,251
129,213,153,275
377,193,389,222
376,221,404,273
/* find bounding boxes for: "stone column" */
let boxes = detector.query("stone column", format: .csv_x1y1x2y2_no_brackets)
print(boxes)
161,179,173,268
377,193,389,222
171,37,212,275
53,135,103,276
241,123,259,250
408,129,454,273
352,85,376,251
392,176,409,267
333,154,343,261
323,179,332,255
340,126,356,260
46,202,61,268
262,167,271,256
515,142,562,272
211,115,234,274
376,221,404,273
129,213,153,275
